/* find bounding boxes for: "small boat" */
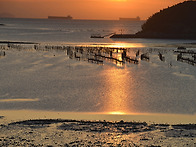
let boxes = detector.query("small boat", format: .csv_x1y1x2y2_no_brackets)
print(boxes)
91,33,116,38
90,34,104,38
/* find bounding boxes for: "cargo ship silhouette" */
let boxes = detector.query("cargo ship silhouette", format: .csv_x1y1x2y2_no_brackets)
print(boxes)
48,15,73,20
119,16,140,21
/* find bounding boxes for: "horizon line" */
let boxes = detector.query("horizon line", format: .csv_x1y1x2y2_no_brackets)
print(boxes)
0,17,146,21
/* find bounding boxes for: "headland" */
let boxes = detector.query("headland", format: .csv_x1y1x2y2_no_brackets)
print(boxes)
111,1,196,39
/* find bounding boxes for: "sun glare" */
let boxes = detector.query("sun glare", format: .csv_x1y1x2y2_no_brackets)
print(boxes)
109,111,126,115
106,43,145,48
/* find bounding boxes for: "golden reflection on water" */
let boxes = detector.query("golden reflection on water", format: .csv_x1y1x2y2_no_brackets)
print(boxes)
80,42,145,48
103,67,133,114
106,42,145,48
108,111,126,115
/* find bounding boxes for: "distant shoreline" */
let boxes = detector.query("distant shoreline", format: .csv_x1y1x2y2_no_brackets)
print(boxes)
110,34,196,40
0,17,146,21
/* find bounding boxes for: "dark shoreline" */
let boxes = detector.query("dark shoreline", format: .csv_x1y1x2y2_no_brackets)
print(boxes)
110,34,196,40
7,119,196,132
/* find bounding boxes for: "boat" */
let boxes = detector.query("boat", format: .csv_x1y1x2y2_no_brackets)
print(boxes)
90,34,104,38
91,33,116,38
48,15,73,20
119,16,140,21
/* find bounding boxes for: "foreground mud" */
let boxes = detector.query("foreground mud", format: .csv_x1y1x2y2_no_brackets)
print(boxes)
0,119,195,146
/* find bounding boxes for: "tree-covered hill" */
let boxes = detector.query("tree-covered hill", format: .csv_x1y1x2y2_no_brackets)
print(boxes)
135,1,196,39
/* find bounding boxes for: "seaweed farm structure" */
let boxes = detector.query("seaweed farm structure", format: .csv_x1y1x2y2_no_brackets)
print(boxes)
0,43,143,66
174,48,196,66
65,46,140,66
48,15,73,20
2,41,196,67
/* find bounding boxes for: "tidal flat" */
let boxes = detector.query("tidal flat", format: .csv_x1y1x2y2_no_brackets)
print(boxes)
0,44,196,146
0,116,196,146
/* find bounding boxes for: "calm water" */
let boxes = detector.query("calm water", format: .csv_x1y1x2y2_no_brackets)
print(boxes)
0,18,142,44
1,18,196,46
0,18,196,116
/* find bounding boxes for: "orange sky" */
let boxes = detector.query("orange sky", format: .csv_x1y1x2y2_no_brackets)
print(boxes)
0,0,185,20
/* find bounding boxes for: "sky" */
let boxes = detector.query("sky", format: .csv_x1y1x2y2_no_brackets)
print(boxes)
0,0,185,20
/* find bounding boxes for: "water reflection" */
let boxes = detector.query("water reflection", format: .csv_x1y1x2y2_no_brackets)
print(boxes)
1,43,196,115
64,44,142,67
0,50,6,58
103,67,133,114
106,42,145,48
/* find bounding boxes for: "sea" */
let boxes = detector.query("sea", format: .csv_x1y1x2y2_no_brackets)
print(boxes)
1,18,196,46
0,18,196,123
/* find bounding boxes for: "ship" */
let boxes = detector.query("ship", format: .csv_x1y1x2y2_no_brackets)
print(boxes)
48,15,73,20
119,16,140,21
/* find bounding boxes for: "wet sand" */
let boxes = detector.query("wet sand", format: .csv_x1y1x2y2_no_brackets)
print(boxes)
0,110,196,146
0,115,196,146
0,44,196,146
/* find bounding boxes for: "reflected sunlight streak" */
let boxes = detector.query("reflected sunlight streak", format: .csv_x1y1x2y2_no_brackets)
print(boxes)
106,42,145,48
108,111,126,115
103,67,134,114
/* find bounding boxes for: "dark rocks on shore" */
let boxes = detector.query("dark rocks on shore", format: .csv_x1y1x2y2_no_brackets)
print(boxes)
111,1,196,39
1,119,195,146
172,124,196,130
7,119,196,134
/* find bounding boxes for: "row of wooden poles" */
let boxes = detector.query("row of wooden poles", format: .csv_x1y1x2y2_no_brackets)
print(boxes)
0,43,152,65
34,44,196,67
1,43,171,65
0,50,6,57
175,50,196,66
2,43,196,66
65,46,151,65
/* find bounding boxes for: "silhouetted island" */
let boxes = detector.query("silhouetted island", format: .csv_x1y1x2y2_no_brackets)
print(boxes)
111,1,196,39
